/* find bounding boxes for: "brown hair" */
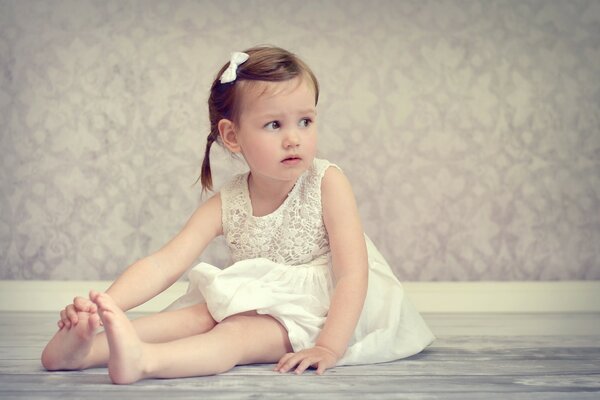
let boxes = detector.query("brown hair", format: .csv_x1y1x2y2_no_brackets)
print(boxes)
200,45,320,193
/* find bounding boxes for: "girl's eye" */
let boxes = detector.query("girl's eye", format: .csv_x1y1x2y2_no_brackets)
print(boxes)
264,121,280,131
299,118,312,128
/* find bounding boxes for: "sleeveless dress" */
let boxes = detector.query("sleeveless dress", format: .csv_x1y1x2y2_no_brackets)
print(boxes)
168,159,435,365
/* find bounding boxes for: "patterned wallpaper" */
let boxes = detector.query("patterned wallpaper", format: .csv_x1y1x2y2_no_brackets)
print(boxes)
1,0,599,281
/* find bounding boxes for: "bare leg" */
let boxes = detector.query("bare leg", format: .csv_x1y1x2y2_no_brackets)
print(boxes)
41,300,216,371
91,291,292,384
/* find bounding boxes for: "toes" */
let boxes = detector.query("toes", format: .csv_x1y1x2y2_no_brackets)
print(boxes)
89,290,100,303
90,291,110,310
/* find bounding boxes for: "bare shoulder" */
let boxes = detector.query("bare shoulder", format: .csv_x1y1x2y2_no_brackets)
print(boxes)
321,165,360,224
321,165,352,191
187,192,223,237
321,166,356,205
201,191,223,211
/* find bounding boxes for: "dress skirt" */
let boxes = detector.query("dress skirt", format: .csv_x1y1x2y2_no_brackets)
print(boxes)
167,235,435,365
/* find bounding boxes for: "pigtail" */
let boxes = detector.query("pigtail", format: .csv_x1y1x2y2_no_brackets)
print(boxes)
200,134,217,193
200,73,226,195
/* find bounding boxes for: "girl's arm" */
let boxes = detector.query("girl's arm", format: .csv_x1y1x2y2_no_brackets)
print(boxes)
60,193,223,326
105,193,223,311
316,167,368,355
276,167,368,374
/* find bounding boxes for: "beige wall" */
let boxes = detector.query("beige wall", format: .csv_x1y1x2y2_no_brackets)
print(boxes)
1,0,599,281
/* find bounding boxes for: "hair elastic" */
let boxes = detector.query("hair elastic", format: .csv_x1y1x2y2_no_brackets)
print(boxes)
220,52,249,84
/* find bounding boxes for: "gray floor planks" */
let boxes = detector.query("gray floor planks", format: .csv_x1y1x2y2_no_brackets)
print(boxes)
0,312,599,399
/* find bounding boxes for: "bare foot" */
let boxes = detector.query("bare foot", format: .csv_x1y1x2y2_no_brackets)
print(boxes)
90,290,148,384
41,311,100,370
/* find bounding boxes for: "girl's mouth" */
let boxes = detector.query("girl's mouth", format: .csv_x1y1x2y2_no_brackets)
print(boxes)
282,156,301,165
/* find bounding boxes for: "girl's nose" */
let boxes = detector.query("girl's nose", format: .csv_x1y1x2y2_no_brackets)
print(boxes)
283,131,300,148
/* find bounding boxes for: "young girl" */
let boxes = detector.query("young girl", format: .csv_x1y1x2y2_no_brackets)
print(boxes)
41,46,434,384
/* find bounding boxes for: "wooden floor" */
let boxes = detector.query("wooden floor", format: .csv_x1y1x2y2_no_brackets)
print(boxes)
1,312,599,399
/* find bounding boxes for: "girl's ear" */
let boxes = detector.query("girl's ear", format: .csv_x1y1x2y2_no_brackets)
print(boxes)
218,119,242,153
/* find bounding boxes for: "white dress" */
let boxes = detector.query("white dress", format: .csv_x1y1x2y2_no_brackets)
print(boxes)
169,159,435,365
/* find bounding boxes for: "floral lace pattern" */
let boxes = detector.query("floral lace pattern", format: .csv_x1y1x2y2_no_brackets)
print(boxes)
221,159,336,265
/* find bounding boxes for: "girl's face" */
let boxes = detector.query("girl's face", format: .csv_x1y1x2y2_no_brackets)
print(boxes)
233,77,318,187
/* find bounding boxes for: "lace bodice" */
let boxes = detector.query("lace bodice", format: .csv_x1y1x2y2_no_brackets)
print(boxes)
220,159,336,265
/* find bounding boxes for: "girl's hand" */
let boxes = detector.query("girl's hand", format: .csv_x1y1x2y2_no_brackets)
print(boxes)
274,345,339,375
58,296,98,329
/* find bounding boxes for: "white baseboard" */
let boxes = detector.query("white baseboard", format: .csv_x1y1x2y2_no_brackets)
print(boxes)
0,280,599,313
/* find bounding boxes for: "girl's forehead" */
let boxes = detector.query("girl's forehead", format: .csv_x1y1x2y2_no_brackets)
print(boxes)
238,77,316,107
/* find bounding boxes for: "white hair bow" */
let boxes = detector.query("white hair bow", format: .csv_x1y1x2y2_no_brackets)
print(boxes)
219,52,250,84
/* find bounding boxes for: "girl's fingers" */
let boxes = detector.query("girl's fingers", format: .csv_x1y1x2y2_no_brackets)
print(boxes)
57,293,101,330
88,312,101,330
279,354,301,373
59,309,70,328
281,354,313,374
316,360,330,375
275,353,295,371
294,358,314,375
65,304,78,325
73,297,84,310
73,296,92,312
276,349,335,374
316,363,325,375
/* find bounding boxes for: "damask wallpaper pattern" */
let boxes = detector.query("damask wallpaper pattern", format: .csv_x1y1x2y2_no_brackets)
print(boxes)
0,0,598,281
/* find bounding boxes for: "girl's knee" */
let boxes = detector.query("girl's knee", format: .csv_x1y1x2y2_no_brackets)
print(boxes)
219,314,254,335
180,304,217,335
218,314,292,364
